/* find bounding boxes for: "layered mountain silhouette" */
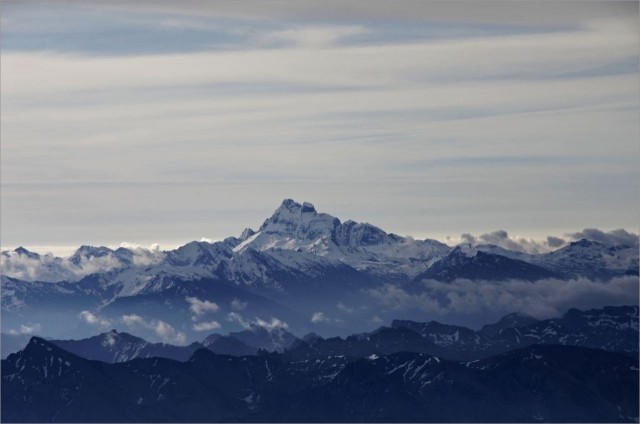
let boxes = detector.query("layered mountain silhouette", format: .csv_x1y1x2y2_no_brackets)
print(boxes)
1,199,638,423
2,200,638,340
4,305,637,365
42,325,299,363
287,305,639,361
2,335,637,423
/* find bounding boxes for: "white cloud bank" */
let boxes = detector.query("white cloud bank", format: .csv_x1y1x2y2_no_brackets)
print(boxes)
0,244,165,282
369,276,639,320
450,228,639,254
568,228,639,248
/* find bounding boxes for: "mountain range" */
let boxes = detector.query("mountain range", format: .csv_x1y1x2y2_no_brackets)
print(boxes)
2,304,638,422
3,305,637,364
2,199,638,341
1,199,638,422
3,334,638,422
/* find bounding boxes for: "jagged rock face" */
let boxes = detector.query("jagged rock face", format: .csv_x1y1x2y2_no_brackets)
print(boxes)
334,220,398,248
258,199,340,241
257,200,403,250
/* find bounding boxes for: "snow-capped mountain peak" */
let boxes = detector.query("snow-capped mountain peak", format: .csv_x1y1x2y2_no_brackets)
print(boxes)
451,244,480,258
258,199,339,240
12,247,41,259
239,227,256,242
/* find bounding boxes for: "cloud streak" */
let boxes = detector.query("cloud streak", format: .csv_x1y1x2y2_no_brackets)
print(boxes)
192,320,221,332
227,312,289,332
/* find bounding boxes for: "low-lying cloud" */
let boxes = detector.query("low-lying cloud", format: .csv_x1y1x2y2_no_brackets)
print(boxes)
567,228,639,248
369,276,639,320
458,230,561,254
310,311,343,324
0,244,165,282
186,296,219,318
310,312,329,323
121,314,187,345
454,228,639,254
231,298,248,311
192,320,222,332
227,312,289,332
8,323,42,335
78,310,111,328
336,301,355,313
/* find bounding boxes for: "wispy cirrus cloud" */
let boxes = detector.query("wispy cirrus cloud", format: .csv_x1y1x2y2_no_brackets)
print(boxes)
2,1,637,248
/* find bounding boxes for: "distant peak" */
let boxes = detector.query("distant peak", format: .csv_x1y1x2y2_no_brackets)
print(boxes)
13,247,40,259
73,245,113,256
25,336,58,352
279,198,300,210
275,199,316,213
301,202,316,213
239,228,256,241
451,244,478,257
569,238,599,247
29,336,45,345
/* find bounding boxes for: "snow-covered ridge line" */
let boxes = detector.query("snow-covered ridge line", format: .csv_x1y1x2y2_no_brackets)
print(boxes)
1,199,638,284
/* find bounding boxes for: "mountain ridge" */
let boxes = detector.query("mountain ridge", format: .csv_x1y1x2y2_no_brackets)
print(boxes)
2,199,638,341
2,335,637,422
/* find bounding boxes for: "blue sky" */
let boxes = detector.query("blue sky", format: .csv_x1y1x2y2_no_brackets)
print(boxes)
1,0,638,255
